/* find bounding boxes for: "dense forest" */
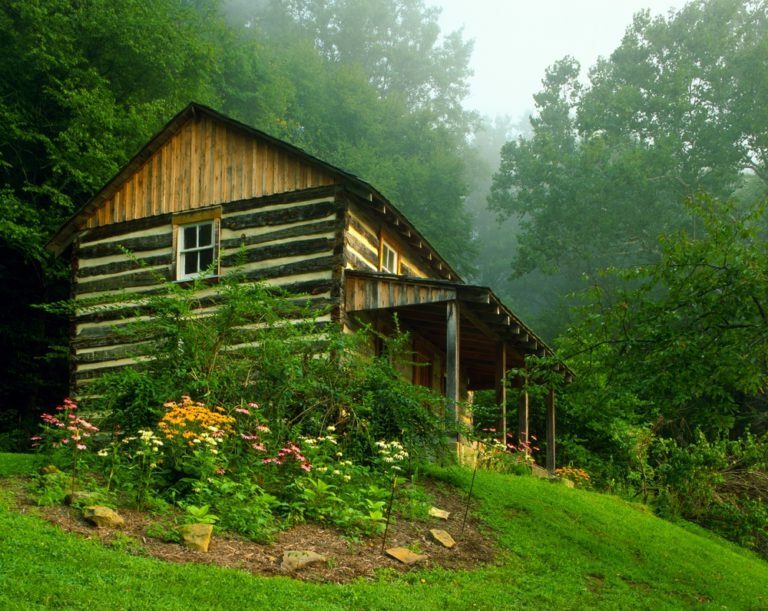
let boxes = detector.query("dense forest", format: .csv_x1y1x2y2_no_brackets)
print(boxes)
1,0,767,554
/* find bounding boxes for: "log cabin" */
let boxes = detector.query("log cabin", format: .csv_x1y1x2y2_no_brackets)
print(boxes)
46,103,570,472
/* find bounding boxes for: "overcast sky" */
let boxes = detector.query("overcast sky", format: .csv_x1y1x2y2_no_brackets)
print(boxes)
433,0,691,119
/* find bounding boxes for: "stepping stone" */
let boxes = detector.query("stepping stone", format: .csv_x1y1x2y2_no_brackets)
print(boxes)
82,506,125,529
429,528,456,549
281,550,326,571
385,546,428,565
428,506,450,520
180,523,213,552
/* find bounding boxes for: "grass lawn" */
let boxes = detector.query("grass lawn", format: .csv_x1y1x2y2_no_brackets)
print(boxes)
1,452,766,609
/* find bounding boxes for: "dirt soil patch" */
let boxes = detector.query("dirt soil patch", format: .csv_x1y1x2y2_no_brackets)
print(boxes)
12,479,495,583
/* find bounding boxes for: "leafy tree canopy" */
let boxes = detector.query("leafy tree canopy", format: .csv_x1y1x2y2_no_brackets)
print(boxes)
560,194,768,457
488,0,768,335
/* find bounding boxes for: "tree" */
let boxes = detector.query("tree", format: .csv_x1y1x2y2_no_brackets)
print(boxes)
489,0,768,336
228,0,478,271
0,0,283,433
560,194,768,457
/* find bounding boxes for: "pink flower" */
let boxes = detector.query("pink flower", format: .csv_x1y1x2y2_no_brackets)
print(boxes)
235,407,250,415
76,443,87,450
30,436,42,441
215,468,226,475
251,443,266,451
300,462,312,472
248,402,259,409
256,425,270,433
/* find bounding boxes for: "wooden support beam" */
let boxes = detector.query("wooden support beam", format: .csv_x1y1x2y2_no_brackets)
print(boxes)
517,376,529,452
446,300,460,438
495,342,508,444
546,387,556,476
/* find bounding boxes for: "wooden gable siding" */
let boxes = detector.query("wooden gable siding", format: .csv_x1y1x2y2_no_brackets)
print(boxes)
72,189,345,389
86,115,336,230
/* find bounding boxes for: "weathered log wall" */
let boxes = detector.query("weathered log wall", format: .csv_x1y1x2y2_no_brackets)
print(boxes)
72,189,344,390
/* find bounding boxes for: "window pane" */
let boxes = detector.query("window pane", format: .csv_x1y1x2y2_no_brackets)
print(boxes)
199,247,213,271
198,223,212,246
184,226,197,249
184,251,198,276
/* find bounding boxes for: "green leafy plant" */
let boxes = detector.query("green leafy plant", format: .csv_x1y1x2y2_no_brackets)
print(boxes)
183,504,219,525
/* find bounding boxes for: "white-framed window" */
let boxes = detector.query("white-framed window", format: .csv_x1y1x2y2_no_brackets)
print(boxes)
177,220,216,281
381,240,399,274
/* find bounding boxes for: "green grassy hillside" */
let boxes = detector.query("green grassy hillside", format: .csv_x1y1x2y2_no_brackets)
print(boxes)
1,453,766,610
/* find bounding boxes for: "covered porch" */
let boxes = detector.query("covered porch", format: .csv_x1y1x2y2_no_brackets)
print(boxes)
344,270,572,474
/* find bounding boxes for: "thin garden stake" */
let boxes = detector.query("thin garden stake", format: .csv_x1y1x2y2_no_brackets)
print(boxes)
460,457,480,537
381,475,398,552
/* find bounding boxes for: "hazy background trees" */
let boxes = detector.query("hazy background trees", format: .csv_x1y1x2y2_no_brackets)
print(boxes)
488,0,768,338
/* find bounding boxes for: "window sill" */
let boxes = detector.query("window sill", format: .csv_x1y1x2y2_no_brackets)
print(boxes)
174,275,221,288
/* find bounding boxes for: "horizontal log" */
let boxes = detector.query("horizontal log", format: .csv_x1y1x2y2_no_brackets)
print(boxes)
78,233,173,259
222,201,341,232
241,255,338,283
221,218,338,250
79,213,172,245
344,233,378,269
74,342,152,365
221,236,335,267
348,213,379,250
77,254,172,279
75,268,172,295
223,186,339,214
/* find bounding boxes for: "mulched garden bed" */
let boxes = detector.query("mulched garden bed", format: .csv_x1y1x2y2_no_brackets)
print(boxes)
10,478,496,583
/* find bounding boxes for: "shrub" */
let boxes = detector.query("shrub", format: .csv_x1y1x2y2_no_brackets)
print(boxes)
651,432,768,556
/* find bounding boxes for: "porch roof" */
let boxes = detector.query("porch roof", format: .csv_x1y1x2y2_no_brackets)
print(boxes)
343,270,573,389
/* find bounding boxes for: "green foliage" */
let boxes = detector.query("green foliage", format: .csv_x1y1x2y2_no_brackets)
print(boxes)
144,521,181,543
183,504,219,525
561,195,768,446
489,0,768,337
651,432,768,556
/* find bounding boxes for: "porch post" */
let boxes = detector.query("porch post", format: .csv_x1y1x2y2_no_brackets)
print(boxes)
546,387,556,475
446,300,460,437
517,375,529,453
495,341,507,444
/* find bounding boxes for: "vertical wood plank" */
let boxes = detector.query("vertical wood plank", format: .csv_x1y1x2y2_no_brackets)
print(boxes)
189,121,201,208
446,300,460,437
213,123,222,204
134,169,142,221
206,118,215,205
146,155,154,217
546,387,556,475
495,341,508,444
265,145,274,195
182,124,191,208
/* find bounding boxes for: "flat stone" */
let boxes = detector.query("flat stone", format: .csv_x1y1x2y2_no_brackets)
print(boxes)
428,506,450,520
83,506,125,529
429,528,456,549
281,550,326,571
385,546,428,565
180,523,213,552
